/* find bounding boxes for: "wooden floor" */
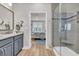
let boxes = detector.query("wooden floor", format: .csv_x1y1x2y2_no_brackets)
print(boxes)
17,40,55,56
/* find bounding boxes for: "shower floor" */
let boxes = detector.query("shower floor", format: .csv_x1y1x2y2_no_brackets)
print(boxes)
53,46,79,56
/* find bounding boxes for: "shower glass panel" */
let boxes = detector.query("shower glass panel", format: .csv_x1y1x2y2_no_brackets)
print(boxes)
53,3,61,56
60,3,79,56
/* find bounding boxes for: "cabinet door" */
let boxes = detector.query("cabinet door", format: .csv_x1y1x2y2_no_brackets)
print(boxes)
3,43,13,56
0,48,5,56
14,39,19,56
18,38,23,51
14,34,23,56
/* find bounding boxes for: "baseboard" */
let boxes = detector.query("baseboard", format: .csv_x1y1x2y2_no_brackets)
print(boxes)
22,46,31,49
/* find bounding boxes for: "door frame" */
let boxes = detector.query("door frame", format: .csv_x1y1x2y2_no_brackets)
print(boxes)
29,11,47,48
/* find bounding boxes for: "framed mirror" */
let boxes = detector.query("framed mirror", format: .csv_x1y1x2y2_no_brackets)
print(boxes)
0,4,14,31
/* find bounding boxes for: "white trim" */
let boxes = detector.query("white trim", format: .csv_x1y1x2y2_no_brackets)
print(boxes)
45,11,48,48
29,11,31,48
29,11,48,48
22,47,31,49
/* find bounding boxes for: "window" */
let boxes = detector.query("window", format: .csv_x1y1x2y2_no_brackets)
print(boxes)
65,23,71,31
32,21,45,34
67,23,71,31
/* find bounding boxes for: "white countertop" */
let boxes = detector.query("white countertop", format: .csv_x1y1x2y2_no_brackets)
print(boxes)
0,32,23,40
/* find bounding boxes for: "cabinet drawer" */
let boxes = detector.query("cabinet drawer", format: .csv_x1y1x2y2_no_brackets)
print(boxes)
0,37,13,47
14,34,23,40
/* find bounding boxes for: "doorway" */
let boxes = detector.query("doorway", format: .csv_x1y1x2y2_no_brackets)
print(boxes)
30,11,47,48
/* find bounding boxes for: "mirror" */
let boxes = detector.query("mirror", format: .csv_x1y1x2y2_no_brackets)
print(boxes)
0,4,14,31
0,18,4,25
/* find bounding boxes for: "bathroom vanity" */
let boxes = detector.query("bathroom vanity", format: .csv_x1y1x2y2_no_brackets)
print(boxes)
0,4,24,56
0,32,23,56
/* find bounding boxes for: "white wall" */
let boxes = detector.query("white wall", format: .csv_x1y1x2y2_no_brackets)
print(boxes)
31,13,46,21
12,3,53,49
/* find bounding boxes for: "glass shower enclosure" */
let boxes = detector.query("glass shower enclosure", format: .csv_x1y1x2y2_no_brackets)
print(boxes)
53,3,79,56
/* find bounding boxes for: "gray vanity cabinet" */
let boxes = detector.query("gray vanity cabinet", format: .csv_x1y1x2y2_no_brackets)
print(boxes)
0,33,23,56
